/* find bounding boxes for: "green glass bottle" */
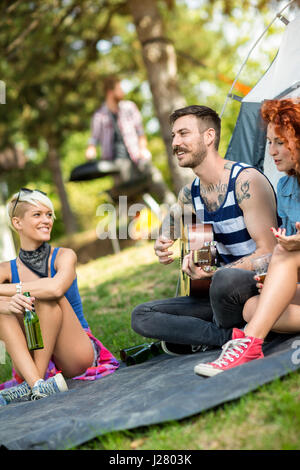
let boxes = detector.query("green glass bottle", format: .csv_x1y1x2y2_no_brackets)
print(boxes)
119,343,149,363
125,345,153,366
23,292,44,351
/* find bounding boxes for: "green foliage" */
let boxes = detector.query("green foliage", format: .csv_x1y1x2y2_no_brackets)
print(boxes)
0,0,288,238
60,130,116,232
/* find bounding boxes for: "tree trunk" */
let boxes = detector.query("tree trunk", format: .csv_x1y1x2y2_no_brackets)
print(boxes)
128,0,194,195
47,137,78,235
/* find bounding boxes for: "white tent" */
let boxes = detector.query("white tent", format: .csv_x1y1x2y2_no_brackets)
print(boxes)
224,5,300,190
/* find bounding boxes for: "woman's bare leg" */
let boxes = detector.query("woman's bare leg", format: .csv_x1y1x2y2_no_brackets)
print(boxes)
244,290,300,333
50,297,94,378
243,245,300,339
30,299,64,379
0,297,94,387
0,313,41,387
33,297,94,379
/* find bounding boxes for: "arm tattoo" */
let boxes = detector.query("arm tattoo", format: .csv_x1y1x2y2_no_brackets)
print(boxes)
181,186,193,205
222,254,252,269
236,179,251,204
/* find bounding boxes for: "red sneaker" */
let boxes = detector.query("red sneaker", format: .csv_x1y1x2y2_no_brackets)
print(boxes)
194,328,264,377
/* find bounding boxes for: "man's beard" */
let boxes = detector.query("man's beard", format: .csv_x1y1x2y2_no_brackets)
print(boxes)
173,145,207,168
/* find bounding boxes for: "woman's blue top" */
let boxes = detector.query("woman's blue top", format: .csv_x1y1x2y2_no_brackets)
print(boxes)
10,247,89,329
277,175,300,235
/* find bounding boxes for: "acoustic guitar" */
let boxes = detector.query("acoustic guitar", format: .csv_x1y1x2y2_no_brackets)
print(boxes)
179,221,217,297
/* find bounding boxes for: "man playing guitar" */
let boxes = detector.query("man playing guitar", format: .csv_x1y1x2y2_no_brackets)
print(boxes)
131,105,278,355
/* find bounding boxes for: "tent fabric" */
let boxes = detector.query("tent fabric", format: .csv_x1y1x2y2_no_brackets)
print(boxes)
225,10,300,190
0,334,299,450
243,11,300,103
224,102,266,170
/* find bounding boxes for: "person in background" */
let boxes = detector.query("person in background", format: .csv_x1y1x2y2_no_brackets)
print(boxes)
0,189,119,406
86,75,176,205
194,98,300,377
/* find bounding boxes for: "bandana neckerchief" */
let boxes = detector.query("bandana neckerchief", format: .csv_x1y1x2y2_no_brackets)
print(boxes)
19,242,51,278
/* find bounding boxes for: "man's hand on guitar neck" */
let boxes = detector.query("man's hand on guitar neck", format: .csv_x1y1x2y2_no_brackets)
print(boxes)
182,252,215,280
154,235,175,264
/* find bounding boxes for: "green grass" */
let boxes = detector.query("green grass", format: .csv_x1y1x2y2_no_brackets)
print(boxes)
1,240,300,450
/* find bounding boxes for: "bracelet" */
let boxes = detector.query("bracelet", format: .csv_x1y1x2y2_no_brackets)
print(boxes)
16,282,23,295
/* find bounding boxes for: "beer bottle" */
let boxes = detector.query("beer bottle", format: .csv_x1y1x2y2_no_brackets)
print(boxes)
120,343,150,362
23,292,44,351
150,341,163,356
125,342,164,366
125,345,153,366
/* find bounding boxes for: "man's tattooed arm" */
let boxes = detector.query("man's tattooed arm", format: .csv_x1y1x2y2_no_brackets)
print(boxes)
180,185,194,205
223,169,276,270
160,184,194,240
222,253,254,271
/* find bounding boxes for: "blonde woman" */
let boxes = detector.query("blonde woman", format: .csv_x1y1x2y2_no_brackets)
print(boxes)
0,188,118,406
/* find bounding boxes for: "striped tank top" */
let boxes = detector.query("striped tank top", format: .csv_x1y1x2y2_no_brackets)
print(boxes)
191,162,259,265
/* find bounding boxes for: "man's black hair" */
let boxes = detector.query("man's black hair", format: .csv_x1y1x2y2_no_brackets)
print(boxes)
169,105,221,150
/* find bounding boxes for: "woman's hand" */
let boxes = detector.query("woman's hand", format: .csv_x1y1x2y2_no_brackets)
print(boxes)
271,223,300,251
1,294,35,315
254,275,264,294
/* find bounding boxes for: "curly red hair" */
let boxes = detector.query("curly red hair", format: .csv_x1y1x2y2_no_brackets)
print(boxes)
261,99,300,180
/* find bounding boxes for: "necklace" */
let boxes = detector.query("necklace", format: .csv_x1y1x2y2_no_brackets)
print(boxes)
19,242,51,278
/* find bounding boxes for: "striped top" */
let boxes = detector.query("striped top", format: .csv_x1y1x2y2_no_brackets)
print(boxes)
191,162,257,265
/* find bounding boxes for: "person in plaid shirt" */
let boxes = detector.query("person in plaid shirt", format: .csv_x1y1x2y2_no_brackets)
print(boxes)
86,75,176,205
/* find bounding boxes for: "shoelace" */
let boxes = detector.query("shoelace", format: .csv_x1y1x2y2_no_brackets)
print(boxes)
212,337,251,367
0,382,30,402
31,380,56,400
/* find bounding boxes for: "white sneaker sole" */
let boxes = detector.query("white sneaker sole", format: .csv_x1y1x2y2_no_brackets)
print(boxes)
160,341,180,356
194,363,224,377
53,373,68,392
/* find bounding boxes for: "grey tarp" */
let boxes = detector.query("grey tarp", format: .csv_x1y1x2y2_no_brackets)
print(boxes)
0,333,299,450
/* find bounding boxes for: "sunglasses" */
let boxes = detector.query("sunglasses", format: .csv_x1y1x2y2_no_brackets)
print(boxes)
11,188,47,218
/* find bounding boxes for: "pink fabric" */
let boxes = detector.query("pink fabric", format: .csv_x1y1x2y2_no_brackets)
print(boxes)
0,328,119,390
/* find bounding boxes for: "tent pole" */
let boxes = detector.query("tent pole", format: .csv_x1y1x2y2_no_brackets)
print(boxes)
220,0,296,118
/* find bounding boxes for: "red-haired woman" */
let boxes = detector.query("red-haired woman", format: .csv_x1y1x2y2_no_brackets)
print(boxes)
195,98,300,376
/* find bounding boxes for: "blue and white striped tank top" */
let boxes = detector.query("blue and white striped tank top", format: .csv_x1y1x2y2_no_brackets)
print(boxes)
191,162,257,265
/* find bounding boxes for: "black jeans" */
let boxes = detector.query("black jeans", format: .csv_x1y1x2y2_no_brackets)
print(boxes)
131,268,258,347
